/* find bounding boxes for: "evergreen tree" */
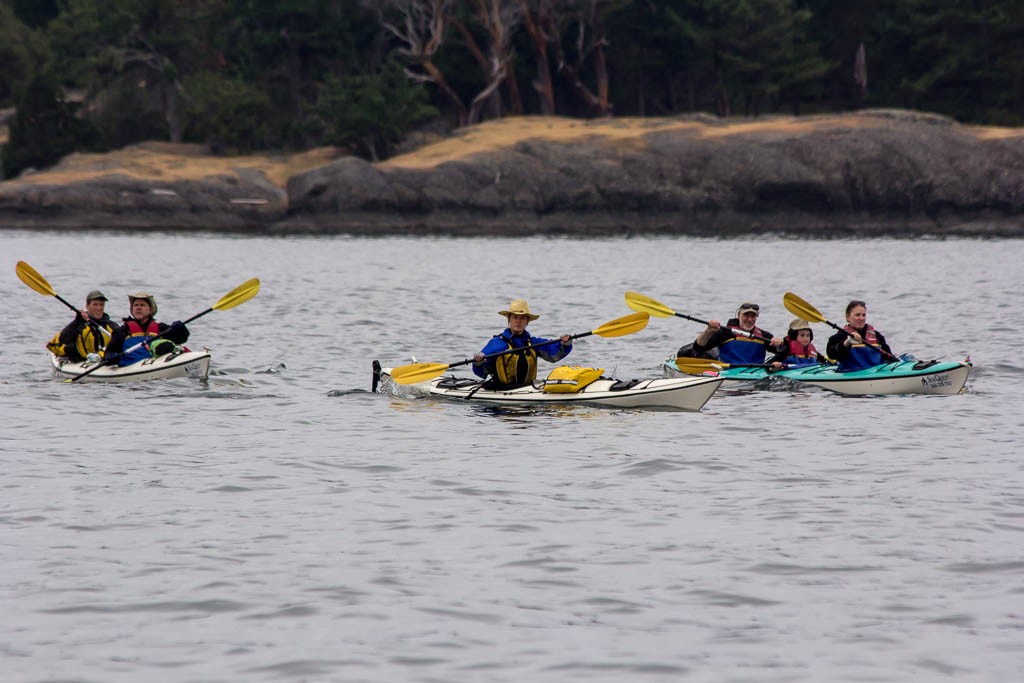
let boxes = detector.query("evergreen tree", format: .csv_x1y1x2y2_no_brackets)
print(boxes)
315,59,438,160
0,2,50,107
2,74,96,178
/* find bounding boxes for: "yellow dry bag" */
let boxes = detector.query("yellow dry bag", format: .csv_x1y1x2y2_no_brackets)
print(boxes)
543,366,603,393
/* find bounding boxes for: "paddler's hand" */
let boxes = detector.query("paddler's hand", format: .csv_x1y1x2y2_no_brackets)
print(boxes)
473,353,485,365
560,334,572,347
845,331,862,346
696,320,719,346
78,309,90,321
103,351,123,366
770,336,784,347
769,361,783,371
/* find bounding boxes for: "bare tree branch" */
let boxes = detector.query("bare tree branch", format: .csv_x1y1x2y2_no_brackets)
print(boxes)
374,0,468,124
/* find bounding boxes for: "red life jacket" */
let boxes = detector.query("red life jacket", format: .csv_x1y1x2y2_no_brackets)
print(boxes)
784,339,819,366
121,319,161,364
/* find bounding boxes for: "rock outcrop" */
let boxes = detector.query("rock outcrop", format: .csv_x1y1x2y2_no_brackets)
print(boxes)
2,111,1023,236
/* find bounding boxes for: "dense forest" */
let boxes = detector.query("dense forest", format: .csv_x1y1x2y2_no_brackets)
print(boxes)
2,0,1022,179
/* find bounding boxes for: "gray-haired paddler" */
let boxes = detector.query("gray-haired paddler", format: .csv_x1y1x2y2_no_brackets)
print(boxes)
691,301,785,365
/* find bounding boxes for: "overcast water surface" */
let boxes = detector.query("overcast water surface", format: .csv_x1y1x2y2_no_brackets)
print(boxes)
2,231,1022,682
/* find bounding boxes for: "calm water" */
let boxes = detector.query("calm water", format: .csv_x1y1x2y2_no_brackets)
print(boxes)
2,231,1023,683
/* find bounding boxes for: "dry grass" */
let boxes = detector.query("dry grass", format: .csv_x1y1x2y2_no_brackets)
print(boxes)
381,114,905,169
11,143,342,187
4,114,1021,183
971,126,1024,140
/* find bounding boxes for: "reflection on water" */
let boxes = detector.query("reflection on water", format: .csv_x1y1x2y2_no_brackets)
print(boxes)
2,232,1023,682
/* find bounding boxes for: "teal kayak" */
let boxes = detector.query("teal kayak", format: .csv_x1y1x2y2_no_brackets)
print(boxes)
773,359,971,395
663,359,776,387
664,358,971,396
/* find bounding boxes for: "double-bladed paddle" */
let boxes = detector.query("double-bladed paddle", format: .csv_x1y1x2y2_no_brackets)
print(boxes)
782,292,898,361
16,260,111,338
68,277,261,383
389,311,650,385
672,357,774,374
624,291,774,342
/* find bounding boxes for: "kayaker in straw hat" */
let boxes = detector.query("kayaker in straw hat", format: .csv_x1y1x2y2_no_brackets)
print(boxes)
472,299,573,388
102,292,190,366
690,301,785,365
768,318,828,368
826,299,894,372
46,290,117,362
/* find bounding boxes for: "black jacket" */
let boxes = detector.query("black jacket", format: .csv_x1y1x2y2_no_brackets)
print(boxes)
826,326,892,363
56,313,117,361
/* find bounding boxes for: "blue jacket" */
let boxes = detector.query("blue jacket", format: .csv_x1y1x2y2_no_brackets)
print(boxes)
472,329,571,383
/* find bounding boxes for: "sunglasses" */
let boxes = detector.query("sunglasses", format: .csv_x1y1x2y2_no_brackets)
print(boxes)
739,303,760,313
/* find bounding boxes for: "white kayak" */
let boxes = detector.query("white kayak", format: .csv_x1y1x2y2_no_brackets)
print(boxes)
50,350,211,383
372,361,723,411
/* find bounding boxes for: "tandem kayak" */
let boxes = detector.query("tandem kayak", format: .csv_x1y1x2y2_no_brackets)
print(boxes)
664,357,971,396
372,361,723,411
50,350,211,383
772,359,971,395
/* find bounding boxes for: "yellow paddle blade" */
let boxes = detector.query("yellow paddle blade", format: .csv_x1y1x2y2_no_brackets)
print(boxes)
213,278,260,311
674,357,726,373
390,362,451,385
624,291,675,318
16,261,56,297
592,311,650,337
783,292,826,324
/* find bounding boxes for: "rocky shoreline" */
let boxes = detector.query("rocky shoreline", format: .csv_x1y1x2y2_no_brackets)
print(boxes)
2,110,1022,237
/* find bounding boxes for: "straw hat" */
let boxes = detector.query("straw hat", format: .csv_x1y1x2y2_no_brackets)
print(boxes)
499,299,539,321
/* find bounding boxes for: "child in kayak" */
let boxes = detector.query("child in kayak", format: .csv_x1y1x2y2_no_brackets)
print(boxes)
472,299,572,388
769,319,828,368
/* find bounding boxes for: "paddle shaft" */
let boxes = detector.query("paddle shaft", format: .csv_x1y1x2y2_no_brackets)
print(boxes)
29,272,112,339
624,291,773,343
820,318,898,361
454,331,580,370
695,315,775,343
389,312,648,385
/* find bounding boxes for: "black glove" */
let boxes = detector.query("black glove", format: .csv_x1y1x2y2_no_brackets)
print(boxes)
103,351,123,365
170,320,184,332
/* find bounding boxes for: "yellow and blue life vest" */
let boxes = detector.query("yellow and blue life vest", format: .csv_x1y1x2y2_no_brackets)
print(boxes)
121,319,161,365
719,327,770,365
491,333,538,387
